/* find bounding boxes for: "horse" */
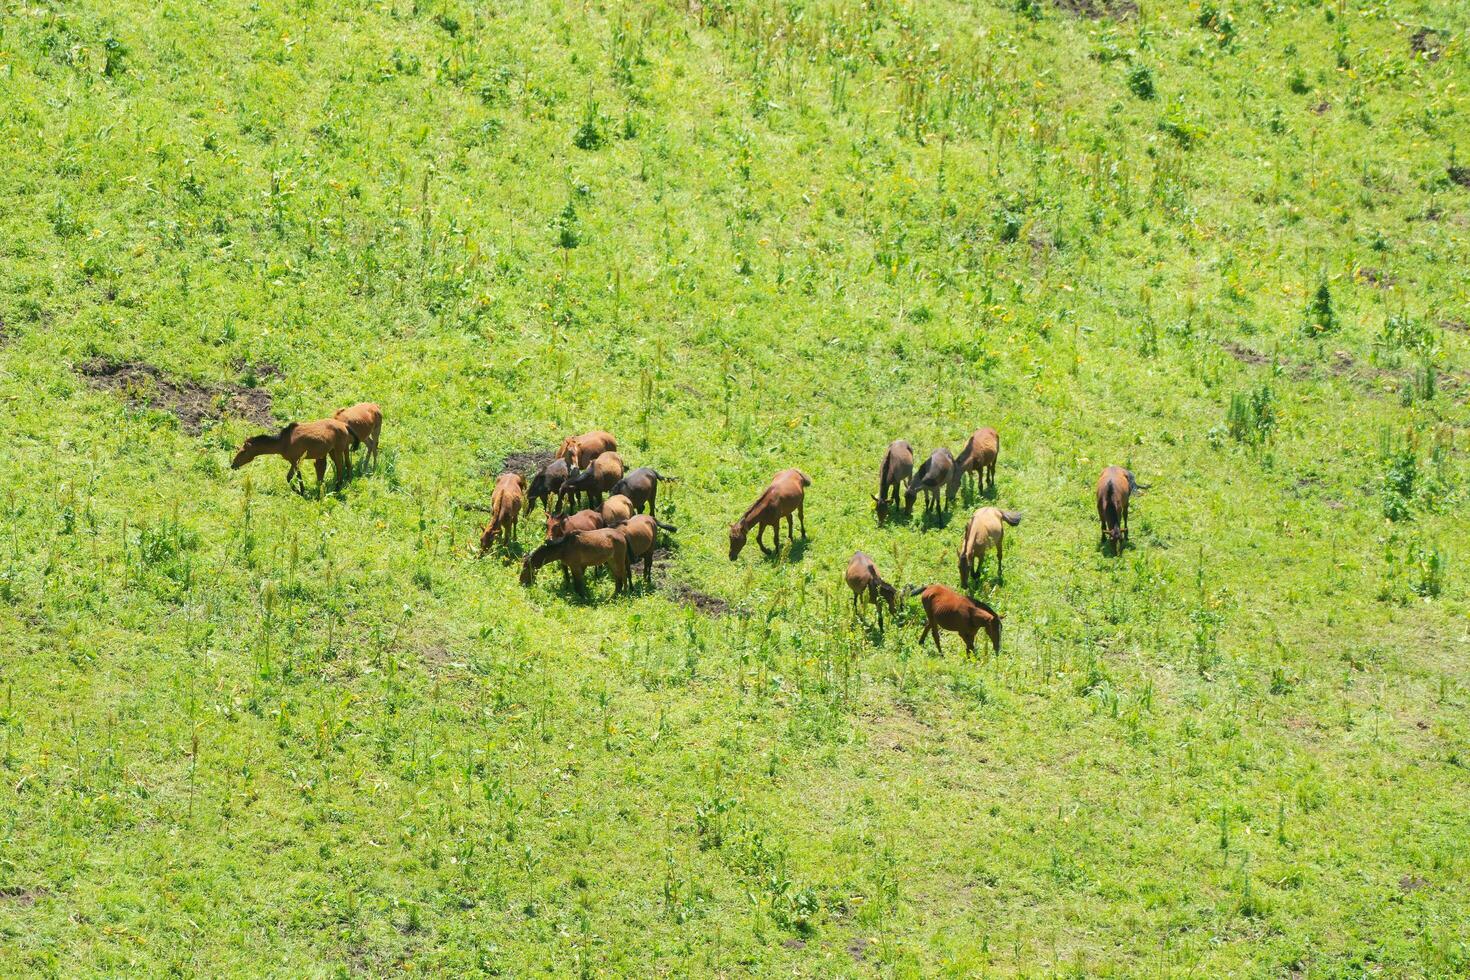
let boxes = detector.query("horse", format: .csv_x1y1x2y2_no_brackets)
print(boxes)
333,403,383,470
608,514,678,585
729,468,810,560
845,552,898,630
958,507,1022,587
519,528,629,598
955,427,998,495
545,508,605,541
905,447,957,514
917,584,1002,657
601,493,636,525
561,451,624,508
479,473,526,554
871,440,913,524
558,430,618,468
608,467,673,517
1097,466,1147,554
527,458,570,513
232,419,352,496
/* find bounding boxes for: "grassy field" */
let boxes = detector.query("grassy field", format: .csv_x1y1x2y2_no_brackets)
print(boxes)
3,0,1470,973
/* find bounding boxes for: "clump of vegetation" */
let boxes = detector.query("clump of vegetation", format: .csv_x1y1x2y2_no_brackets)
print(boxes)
1127,64,1156,99
1302,280,1338,336
1226,383,1277,446
1197,4,1237,48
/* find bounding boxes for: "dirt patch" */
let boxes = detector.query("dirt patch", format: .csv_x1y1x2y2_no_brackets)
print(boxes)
500,446,557,476
1220,341,1468,400
781,938,806,950
648,546,730,616
847,936,872,962
1219,341,1310,379
1399,875,1429,893
1449,165,1470,189
1053,0,1137,19
1312,101,1332,115
0,886,46,907
1410,28,1445,61
78,358,274,435
1354,266,1396,289
233,358,283,382
1439,318,1469,334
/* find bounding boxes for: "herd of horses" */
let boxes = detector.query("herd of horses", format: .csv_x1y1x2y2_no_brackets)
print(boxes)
230,413,1147,659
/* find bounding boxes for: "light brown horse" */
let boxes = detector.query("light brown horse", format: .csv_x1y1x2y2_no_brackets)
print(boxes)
917,584,1001,657
1097,466,1147,555
872,440,913,524
845,551,898,630
956,427,999,495
334,402,382,470
232,419,351,495
562,451,625,508
479,473,526,554
958,507,1022,588
546,508,605,541
729,468,810,560
520,527,629,597
609,514,678,584
558,430,618,468
601,493,636,525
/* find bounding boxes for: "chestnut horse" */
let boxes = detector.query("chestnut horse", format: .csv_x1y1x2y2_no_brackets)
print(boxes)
955,427,998,495
729,468,810,560
334,402,382,470
917,584,1001,657
479,473,526,554
546,508,605,541
1097,466,1147,554
561,451,625,509
609,514,678,585
958,507,1021,587
871,440,913,524
232,419,351,496
845,551,898,630
601,494,636,525
558,430,618,468
519,528,629,597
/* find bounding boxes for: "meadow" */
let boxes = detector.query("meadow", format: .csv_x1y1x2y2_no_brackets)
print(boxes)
1,0,1469,973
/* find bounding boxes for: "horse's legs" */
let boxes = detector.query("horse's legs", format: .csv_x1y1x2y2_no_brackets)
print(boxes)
772,520,781,557
644,550,653,585
997,539,1004,584
962,631,975,659
798,501,807,538
785,512,794,539
756,523,772,554
313,457,328,496
930,623,943,656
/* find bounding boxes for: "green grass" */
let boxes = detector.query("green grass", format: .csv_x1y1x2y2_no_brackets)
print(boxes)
2,0,1470,973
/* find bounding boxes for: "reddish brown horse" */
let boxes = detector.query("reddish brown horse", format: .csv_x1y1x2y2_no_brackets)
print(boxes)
729,468,810,560
610,514,678,585
479,473,526,554
520,527,629,597
1097,466,1147,554
232,419,352,496
872,440,913,524
545,508,605,541
956,427,998,495
558,430,617,468
334,402,383,470
917,584,1001,657
958,507,1021,587
561,451,625,509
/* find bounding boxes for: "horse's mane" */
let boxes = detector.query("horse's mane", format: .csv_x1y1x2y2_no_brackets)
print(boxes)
972,598,999,618
737,486,774,525
277,422,298,438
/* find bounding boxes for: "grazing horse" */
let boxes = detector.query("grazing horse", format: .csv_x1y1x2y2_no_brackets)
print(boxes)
1097,466,1147,554
527,458,570,513
561,451,625,509
958,507,1022,588
955,427,999,495
232,419,351,496
546,508,605,541
871,440,913,524
905,447,957,514
334,402,383,470
601,493,636,525
608,467,673,517
917,584,1002,657
558,430,618,468
519,528,629,597
609,514,678,585
729,468,810,560
845,552,898,630
479,473,526,554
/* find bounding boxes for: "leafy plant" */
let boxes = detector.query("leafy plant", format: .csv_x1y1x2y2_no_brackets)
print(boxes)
1127,64,1156,100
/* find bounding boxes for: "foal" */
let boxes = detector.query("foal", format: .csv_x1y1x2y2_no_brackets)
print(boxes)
729,468,810,560
955,427,999,495
845,552,898,630
917,585,1001,657
519,528,629,597
232,419,352,496
334,402,383,470
479,473,526,554
958,507,1022,587
871,440,913,524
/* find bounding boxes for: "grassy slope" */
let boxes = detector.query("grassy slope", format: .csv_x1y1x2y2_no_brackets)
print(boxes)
2,0,1469,974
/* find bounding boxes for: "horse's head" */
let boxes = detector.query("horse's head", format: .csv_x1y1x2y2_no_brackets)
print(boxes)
546,512,566,540
518,552,538,586
903,481,920,511
728,524,748,560
231,435,268,469
872,494,890,523
557,437,578,463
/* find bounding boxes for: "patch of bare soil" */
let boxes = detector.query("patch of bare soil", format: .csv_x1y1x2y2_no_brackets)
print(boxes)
1399,874,1430,893
500,446,557,476
0,885,46,907
1053,0,1137,19
77,357,274,434
1220,341,1468,400
1410,28,1445,61
1439,318,1469,334
1450,165,1470,189
847,936,872,962
647,546,730,616
1354,266,1396,288
1312,101,1332,115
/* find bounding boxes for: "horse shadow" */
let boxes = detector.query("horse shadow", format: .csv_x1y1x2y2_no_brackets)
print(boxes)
766,537,810,563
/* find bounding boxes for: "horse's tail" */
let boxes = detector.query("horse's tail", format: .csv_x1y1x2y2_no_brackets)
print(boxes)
653,519,679,533
901,584,925,598
1126,470,1150,493
652,471,679,483
795,469,811,487
349,430,361,451
1000,510,1022,526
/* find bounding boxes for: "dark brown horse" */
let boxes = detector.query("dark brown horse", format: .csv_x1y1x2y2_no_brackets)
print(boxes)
232,419,352,496
1097,466,1147,554
845,551,898,630
608,467,673,517
527,458,570,512
955,427,998,495
905,447,957,514
917,584,1001,657
729,469,810,560
872,440,913,524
